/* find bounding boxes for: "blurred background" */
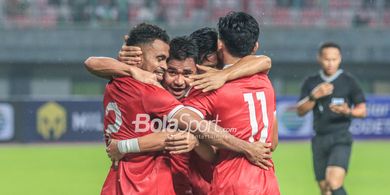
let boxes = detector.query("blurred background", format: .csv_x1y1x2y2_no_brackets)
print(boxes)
0,0,389,194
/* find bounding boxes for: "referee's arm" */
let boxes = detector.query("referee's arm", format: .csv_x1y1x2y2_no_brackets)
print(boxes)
297,82,334,116
297,97,316,116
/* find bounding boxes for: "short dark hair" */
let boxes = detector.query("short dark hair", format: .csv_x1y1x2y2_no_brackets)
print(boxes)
218,11,259,57
318,42,342,55
190,27,218,64
126,23,170,46
168,36,199,63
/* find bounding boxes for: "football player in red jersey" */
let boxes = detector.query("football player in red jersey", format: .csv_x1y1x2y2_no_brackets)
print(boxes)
181,12,280,194
85,23,275,195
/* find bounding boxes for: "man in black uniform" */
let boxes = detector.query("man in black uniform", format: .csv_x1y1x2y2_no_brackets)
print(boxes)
297,42,367,195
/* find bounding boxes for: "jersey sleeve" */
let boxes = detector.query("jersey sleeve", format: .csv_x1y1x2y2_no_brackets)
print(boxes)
299,77,311,101
142,85,184,120
182,89,216,119
349,76,366,104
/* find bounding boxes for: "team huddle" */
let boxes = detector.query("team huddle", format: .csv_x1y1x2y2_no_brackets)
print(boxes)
85,11,280,195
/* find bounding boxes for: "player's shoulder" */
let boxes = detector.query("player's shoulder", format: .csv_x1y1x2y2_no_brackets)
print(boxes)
111,76,140,86
183,87,216,101
113,76,166,93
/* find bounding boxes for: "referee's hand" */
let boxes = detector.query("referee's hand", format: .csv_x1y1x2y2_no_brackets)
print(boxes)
311,82,334,99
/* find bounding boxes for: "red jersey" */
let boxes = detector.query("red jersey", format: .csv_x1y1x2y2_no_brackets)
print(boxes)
169,151,213,195
183,73,280,195
101,77,182,195
169,93,214,195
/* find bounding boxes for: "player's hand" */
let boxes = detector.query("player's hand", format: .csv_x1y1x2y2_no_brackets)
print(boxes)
131,69,163,88
106,139,125,170
311,82,334,99
329,103,351,116
164,131,199,154
189,65,227,92
117,35,143,66
244,142,273,170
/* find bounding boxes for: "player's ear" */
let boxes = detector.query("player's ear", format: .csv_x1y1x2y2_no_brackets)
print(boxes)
252,42,259,54
217,39,223,51
123,35,129,42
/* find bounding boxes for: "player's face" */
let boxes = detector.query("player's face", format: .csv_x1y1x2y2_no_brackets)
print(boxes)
318,47,342,76
163,58,197,99
141,39,170,81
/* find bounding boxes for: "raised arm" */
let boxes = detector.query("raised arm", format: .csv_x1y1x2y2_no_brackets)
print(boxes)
190,55,271,92
84,57,161,87
224,55,271,79
84,57,134,79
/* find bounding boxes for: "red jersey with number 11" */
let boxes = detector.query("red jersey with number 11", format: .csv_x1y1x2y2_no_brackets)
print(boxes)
183,73,280,195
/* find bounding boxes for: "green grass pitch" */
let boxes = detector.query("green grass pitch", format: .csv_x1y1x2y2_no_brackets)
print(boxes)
0,141,389,195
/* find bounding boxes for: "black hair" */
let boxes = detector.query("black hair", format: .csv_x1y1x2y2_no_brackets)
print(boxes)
189,27,218,64
318,42,342,55
218,11,259,57
126,23,170,46
168,36,199,64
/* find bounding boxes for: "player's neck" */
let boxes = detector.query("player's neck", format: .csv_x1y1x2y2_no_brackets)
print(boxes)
222,52,241,66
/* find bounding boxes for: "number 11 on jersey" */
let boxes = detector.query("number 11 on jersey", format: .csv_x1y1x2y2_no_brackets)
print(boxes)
243,92,269,143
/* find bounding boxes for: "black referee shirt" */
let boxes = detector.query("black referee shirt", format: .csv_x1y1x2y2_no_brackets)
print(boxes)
299,70,366,135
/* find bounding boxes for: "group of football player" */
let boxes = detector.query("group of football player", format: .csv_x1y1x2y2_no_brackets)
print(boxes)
85,11,280,195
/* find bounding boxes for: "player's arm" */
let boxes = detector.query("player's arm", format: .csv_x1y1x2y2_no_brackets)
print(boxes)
194,142,217,162
170,108,273,169
224,55,272,78
106,132,169,162
84,57,135,79
271,116,278,152
190,55,272,92
166,135,218,162
84,57,161,87
106,131,199,160
297,82,334,116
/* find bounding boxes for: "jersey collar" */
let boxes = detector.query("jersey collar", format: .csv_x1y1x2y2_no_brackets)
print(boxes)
184,86,193,98
223,64,233,69
320,69,343,82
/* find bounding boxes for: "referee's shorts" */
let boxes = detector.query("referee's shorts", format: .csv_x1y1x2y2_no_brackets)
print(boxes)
311,130,353,181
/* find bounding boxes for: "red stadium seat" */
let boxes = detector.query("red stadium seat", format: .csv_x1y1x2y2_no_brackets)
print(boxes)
326,9,353,28
300,8,322,27
271,8,293,27
383,10,390,26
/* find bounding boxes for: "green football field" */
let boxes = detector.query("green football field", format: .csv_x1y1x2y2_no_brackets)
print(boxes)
0,141,389,195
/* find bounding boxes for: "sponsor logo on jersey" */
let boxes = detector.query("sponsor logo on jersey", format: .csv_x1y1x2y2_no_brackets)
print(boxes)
37,102,67,140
